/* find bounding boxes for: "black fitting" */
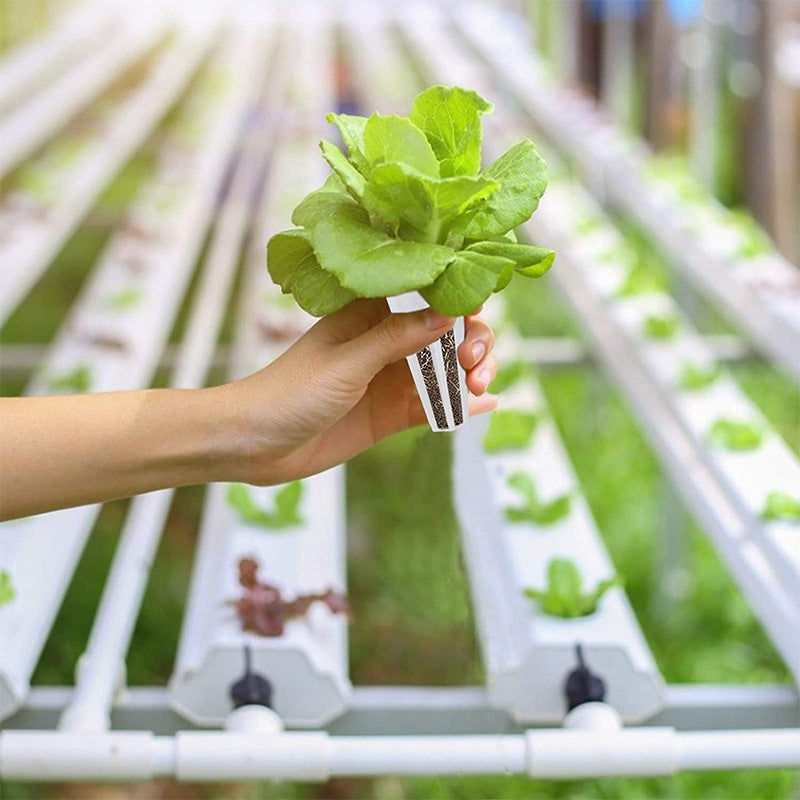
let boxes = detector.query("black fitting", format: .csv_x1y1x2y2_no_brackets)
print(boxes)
230,645,273,709
564,643,606,711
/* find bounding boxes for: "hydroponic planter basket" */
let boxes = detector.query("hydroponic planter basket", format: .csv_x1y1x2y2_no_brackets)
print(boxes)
387,292,468,432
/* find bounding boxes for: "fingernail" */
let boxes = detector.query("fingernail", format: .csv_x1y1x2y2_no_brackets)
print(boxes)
471,341,486,364
426,310,454,330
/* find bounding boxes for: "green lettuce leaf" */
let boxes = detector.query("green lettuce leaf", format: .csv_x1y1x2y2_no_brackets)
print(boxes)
761,491,800,523
409,85,492,177
643,313,681,340
708,418,765,451
291,180,368,228
482,409,542,453
311,210,454,297
326,112,369,173
523,558,618,618
677,362,720,391
420,250,514,316
504,472,572,526
456,140,547,238
363,114,439,177
319,140,366,199
267,229,356,315
466,241,554,277
227,482,304,529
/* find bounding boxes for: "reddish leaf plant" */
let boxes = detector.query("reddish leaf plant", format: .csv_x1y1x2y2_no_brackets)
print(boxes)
232,556,351,637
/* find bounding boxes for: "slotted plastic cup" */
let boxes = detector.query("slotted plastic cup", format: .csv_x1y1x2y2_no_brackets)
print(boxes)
387,291,469,432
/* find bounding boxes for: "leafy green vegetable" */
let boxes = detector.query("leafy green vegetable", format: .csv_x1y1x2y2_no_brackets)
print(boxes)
677,362,720,391
616,263,666,297
523,558,618,618
227,482,304,529
268,85,550,317
47,364,92,393
761,491,800,523
729,209,772,259
0,570,15,608
488,360,530,394
482,409,542,453
709,418,765,451
504,472,572,526
642,313,681,340
104,287,142,309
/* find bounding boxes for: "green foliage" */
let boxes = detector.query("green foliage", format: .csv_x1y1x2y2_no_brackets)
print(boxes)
226,482,304,529
488,360,530,394
0,570,15,608
504,472,572,526
268,85,550,317
103,287,143,309
642,313,681,340
677,362,721,391
709,418,765,451
482,409,542,453
729,208,772,259
616,262,666,297
523,558,618,618
761,491,800,523
46,364,92,393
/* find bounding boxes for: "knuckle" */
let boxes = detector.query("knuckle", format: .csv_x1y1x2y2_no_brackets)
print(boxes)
378,314,408,349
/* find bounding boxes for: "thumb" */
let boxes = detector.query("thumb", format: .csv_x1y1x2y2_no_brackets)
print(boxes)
339,307,455,382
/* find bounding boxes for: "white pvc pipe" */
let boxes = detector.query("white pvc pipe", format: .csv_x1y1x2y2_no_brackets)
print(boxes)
2,729,798,781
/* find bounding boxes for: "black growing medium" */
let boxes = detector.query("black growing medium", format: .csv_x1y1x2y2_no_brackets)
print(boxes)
441,328,463,426
416,344,448,429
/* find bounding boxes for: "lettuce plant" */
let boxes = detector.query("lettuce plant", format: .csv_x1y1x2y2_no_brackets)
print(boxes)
523,558,618,618
642,313,681,340
488,360,530,394
267,86,553,317
227,482,304,529
677,362,720,391
482,409,542,453
0,570,15,608
505,472,572,526
103,287,142,310
47,364,92,393
761,491,800,523
709,418,764,451
616,262,666,298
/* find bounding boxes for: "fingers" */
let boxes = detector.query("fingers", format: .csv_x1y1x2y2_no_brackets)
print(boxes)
458,316,495,371
340,307,456,383
466,353,497,396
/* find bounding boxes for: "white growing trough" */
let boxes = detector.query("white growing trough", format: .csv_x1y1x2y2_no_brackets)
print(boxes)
0,1,798,785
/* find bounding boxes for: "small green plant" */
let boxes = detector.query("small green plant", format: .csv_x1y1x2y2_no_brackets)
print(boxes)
268,85,553,317
104,287,142,309
227,482,304,529
488,360,529,394
677,362,720,391
761,491,800,523
523,558,618,618
482,409,542,453
0,570,15,608
575,215,604,235
729,209,772,259
47,364,92,393
642,313,681,340
616,263,666,297
709,418,765,451
504,472,572,526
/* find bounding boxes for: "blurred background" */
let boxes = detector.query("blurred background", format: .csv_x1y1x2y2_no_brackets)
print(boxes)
0,1,798,798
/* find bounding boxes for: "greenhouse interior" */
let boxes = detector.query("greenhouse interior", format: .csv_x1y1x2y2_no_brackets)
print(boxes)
0,0,798,798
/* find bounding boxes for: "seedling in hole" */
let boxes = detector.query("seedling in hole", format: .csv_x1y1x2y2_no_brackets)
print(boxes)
761,491,800,523
616,263,666,297
103,287,142,309
505,472,572,526
47,364,92,394
482,409,543,453
642,313,681,340
523,558,618,618
227,482,304,529
231,556,350,637
677,362,720,391
268,85,554,317
488,360,529,394
709,418,765,451
0,570,15,608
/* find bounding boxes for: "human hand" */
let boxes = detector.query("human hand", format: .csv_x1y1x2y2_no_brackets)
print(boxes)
219,298,498,486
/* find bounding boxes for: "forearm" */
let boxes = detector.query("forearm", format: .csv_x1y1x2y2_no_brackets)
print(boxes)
0,388,242,520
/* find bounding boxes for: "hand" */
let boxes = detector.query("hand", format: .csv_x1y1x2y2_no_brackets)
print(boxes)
220,298,498,485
